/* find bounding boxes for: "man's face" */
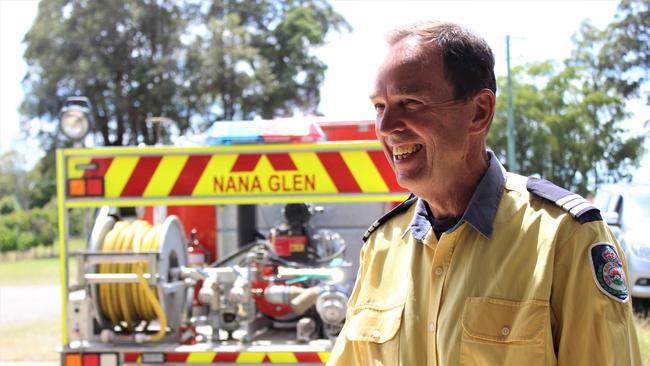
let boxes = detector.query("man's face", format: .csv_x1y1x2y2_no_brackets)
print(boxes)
371,37,476,195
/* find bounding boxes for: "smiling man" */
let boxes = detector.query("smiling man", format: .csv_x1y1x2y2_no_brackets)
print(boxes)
327,21,641,365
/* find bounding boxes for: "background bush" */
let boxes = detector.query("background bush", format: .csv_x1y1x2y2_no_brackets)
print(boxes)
0,225,18,253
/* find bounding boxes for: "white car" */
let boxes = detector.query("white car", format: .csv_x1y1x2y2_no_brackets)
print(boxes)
594,184,650,312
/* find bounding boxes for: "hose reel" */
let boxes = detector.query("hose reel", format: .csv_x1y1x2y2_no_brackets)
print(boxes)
86,211,188,341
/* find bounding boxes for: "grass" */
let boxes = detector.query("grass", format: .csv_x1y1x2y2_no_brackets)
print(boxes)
0,319,61,361
0,237,84,286
0,237,83,361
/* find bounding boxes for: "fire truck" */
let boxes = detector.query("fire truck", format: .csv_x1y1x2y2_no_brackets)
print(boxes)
55,117,408,366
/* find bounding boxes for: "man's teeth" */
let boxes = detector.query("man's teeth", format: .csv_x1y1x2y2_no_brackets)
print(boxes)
393,144,423,160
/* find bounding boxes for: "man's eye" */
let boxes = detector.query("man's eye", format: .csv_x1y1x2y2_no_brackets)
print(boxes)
374,103,385,112
402,99,422,109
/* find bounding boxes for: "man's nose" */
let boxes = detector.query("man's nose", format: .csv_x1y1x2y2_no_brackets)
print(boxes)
376,107,405,136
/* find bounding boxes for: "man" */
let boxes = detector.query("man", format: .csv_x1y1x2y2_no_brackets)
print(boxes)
328,21,641,365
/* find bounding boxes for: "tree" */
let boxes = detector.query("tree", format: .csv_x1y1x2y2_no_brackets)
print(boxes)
183,0,349,124
17,232,38,252
0,195,20,215
0,225,18,254
31,205,58,250
488,1,648,194
22,0,188,146
0,151,29,208
488,60,645,195
598,0,650,104
27,146,57,208
21,0,349,147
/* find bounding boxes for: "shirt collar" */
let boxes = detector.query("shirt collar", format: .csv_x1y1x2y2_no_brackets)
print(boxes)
408,150,506,241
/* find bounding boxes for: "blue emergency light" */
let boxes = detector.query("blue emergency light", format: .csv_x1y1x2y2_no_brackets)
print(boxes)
205,119,325,145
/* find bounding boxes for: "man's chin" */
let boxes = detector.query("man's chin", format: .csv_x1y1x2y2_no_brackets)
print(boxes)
396,174,420,193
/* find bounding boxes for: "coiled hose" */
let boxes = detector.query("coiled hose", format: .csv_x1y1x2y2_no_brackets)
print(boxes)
98,219,168,342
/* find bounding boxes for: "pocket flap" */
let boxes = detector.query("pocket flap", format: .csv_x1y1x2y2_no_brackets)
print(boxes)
346,303,404,344
462,297,547,343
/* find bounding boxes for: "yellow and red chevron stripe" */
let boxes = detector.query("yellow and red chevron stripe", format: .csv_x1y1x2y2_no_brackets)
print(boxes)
63,143,407,205
123,351,330,364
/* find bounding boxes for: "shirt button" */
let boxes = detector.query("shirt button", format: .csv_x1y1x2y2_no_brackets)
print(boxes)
501,326,510,336
372,329,381,339
434,266,444,276
428,322,435,333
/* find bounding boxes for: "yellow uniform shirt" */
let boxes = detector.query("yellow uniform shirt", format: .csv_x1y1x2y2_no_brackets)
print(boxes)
328,155,641,365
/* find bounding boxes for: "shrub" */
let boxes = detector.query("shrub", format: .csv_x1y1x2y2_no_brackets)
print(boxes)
68,207,87,237
0,225,17,252
17,232,38,251
30,207,57,247
0,195,20,215
3,210,31,232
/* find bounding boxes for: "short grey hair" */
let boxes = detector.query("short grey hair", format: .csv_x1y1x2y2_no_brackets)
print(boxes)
387,21,496,101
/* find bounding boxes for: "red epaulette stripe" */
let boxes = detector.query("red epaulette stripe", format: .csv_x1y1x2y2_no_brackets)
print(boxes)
231,154,262,172
120,156,162,196
317,152,362,193
266,153,297,171
169,155,212,196
368,150,405,192
83,157,114,178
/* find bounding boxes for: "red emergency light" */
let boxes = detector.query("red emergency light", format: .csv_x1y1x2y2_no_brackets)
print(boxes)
64,353,117,366
67,177,104,197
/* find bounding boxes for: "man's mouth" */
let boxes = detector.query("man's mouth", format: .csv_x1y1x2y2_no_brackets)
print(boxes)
392,144,423,160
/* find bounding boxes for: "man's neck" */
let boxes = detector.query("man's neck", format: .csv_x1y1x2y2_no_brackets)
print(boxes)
421,150,489,220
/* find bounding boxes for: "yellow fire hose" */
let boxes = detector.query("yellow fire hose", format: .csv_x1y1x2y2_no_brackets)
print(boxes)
98,219,168,342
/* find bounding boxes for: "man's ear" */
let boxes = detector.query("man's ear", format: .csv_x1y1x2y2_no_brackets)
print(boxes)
468,89,495,135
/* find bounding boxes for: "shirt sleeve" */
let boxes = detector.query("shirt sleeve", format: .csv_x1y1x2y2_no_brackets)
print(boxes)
550,221,641,365
326,242,368,365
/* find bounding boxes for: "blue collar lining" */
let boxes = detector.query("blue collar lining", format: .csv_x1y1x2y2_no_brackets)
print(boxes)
409,150,505,241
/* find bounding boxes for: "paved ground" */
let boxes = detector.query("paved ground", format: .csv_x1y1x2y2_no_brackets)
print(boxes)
0,285,61,326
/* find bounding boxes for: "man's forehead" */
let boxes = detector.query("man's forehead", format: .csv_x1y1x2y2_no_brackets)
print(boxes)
371,42,444,99
392,36,426,58
370,81,434,99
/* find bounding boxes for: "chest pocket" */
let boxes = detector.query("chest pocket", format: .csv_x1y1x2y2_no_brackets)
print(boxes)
345,303,404,365
459,297,551,366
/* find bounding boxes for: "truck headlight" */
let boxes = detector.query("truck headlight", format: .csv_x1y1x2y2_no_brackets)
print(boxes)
60,96,93,141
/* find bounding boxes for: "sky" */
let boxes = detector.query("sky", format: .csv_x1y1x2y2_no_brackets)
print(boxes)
0,0,647,180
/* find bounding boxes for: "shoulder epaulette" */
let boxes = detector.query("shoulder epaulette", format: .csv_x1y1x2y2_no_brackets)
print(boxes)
362,193,417,242
526,177,601,224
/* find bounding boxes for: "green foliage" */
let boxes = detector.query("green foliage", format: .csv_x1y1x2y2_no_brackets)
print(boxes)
67,207,86,237
489,59,645,195
489,0,648,194
0,152,30,208
2,210,31,232
31,204,58,247
17,232,38,251
0,225,18,253
0,199,58,253
21,0,349,147
0,196,20,215
27,147,57,209
597,0,650,103
22,0,187,146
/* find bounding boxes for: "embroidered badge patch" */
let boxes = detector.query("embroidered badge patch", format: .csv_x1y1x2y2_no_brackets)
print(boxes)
589,243,629,302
